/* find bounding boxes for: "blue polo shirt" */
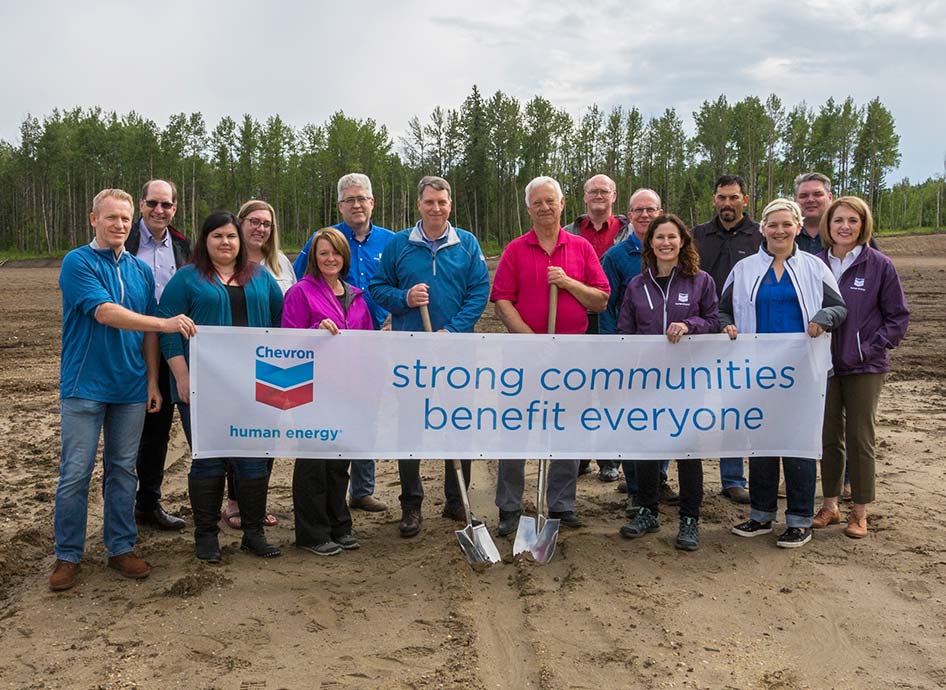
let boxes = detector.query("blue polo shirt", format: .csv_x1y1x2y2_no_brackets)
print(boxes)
59,243,157,403
755,267,805,334
293,221,395,329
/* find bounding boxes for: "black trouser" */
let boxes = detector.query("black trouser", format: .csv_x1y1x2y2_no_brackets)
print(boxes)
292,459,352,546
135,356,174,511
398,459,471,509
636,459,703,519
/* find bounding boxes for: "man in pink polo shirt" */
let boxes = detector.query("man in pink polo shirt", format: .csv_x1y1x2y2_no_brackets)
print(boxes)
490,176,610,535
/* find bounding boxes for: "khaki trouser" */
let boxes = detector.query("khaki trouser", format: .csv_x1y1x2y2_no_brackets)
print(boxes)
822,373,886,504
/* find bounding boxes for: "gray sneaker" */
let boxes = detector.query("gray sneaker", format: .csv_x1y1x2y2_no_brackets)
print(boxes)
620,506,660,538
675,516,700,551
335,534,360,550
299,541,342,557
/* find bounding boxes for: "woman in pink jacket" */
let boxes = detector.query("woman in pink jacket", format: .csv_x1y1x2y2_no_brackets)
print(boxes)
282,227,373,556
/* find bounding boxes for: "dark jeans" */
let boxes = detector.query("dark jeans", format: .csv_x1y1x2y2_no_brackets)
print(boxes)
622,460,669,494
398,459,471,509
177,402,269,480
135,356,174,511
293,458,352,546
635,459,703,519
748,457,816,529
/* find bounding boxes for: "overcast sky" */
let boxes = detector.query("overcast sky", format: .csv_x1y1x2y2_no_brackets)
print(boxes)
1,0,943,183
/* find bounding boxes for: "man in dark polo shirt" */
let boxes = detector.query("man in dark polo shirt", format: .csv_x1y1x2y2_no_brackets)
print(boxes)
124,179,192,530
691,174,760,505
563,173,629,482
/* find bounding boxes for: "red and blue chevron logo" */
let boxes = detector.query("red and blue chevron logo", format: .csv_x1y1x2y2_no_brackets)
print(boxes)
255,359,314,410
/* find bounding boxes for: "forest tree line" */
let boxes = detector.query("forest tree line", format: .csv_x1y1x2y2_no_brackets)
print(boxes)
0,86,941,255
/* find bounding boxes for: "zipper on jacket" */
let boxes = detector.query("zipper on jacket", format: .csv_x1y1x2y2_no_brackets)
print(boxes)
856,331,864,362
646,267,675,334
784,259,811,322
114,251,126,304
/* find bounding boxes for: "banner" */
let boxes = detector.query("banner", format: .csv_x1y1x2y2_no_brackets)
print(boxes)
190,327,831,460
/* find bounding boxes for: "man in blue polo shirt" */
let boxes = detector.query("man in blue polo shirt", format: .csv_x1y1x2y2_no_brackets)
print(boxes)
294,173,394,512
50,189,196,592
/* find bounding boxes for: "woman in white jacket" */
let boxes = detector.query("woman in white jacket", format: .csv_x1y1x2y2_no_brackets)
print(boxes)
719,198,847,549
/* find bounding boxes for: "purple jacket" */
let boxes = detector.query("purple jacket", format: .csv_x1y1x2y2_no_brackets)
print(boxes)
282,274,374,331
617,266,720,336
817,246,909,375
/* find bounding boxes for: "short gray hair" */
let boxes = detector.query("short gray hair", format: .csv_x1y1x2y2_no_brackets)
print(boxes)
793,172,831,196
417,175,451,200
760,198,803,227
628,187,661,210
337,173,373,199
524,176,564,206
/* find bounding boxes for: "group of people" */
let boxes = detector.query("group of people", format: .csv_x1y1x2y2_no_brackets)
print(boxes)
49,168,909,592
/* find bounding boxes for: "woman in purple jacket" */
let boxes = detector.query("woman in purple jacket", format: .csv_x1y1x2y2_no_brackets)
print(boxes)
282,227,374,556
617,214,720,551
813,197,909,538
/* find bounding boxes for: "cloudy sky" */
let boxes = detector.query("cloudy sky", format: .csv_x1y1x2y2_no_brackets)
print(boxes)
1,0,943,182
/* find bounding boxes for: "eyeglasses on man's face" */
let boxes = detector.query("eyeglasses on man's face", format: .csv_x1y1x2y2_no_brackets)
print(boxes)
144,199,175,210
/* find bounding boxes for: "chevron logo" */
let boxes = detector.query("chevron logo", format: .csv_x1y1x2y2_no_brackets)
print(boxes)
255,360,314,410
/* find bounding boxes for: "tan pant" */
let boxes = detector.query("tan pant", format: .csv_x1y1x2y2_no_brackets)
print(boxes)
821,373,886,504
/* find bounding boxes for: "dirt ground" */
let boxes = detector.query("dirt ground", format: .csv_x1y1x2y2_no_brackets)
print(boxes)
0,235,944,690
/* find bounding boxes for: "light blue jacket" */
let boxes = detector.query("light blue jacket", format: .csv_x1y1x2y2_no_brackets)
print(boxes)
369,221,489,332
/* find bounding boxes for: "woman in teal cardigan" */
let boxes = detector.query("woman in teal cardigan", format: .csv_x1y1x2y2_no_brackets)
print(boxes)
158,211,283,562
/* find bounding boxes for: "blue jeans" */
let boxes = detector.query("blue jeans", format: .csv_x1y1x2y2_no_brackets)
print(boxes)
720,457,747,489
54,398,145,562
748,457,816,528
177,403,269,479
349,459,376,499
621,460,669,494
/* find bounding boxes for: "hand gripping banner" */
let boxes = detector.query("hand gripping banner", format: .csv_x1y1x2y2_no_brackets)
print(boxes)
189,327,832,460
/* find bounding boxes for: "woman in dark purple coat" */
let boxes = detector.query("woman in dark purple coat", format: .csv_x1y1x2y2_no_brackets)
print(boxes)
282,227,373,556
617,214,720,551
813,197,909,538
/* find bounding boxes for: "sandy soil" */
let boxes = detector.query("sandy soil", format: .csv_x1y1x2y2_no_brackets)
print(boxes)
0,235,944,690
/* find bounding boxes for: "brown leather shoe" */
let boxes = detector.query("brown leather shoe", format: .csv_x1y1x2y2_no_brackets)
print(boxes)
398,508,423,538
49,559,80,591
812,505,841,528
108,552,152,579
721,486,750,504
350,495,388,512
843,513,868,539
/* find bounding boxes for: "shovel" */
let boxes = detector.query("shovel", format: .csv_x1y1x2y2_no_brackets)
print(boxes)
513,284,561,563
419,304,500,569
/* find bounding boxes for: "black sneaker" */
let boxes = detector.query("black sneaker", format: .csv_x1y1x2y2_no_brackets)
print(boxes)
620,506,660,538
659,482,680,506
548,511,583,528
299,541,342,556
675,516,700,551
776,527,812,548
336,534,360,550
497,509,522,537
731,519,773,538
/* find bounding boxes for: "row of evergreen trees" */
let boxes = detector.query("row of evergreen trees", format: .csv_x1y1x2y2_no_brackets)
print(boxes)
0,86,939,255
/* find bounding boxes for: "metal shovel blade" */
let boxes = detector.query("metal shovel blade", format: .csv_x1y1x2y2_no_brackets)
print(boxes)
512,515,561,564
455,524,502,570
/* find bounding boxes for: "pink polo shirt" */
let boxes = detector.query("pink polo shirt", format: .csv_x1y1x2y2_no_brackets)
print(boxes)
490,228,609,334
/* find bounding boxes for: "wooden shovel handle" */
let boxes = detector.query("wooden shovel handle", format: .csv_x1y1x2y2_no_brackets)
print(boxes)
547,284,558,334
419,304,433,333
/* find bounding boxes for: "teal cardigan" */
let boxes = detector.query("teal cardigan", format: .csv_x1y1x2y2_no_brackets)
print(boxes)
157,264,284,401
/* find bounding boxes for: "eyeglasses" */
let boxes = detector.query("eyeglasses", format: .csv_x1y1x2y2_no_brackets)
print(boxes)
630,207,659,215
339,195,372,205
585,189,613,197
244,218,273,230
144,199,174,210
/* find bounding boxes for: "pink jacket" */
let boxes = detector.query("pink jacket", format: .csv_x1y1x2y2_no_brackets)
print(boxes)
281,274,373,331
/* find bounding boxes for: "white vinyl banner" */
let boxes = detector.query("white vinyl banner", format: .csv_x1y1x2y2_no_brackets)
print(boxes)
189,327,831,461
